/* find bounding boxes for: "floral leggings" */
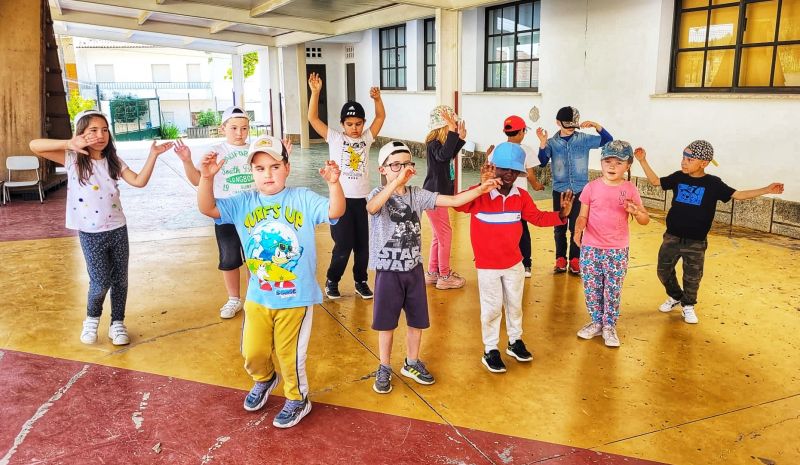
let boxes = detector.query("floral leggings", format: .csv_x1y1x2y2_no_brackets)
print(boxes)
579,245,629,327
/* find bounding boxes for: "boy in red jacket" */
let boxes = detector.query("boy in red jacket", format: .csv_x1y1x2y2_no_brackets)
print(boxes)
456,142,573,373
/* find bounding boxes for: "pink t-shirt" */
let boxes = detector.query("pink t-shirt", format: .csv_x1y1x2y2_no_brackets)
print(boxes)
579,179,642,249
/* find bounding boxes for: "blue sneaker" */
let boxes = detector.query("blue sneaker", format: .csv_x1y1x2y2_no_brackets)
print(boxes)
243,373,279,412
272,398,312,428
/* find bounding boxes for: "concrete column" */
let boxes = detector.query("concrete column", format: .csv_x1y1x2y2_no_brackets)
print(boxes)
278,45,303,144
230,53,245,108
295,45,309,149
435,8,460,109
267,47,283,137
256,49,270,129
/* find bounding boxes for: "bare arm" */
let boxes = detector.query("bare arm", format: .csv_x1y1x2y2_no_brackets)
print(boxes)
633,147,660,186
731,183,784,200
573,204,590,247
366,167,414,214
197,153,224,219
625,200,650,225
120,140,174,188
29,137,87,165
307,73,329,139
526,168,544,191
369,87,385,138
436,178,502,207
319,160,345,219
173,138,201,186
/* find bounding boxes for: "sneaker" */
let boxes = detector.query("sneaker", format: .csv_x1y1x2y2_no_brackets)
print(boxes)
481,349,507,373
682,305,699,324
554,257,567,273
108,321,130,346
354,281,374,300
219,298,243,319
325,280,341,299
435,272,466,290
524,266,532,278
424,271,439,285
273,398,312,428
373,365,393,394
243,373,279,412
659,296,681,313
602,326,620,347
80,317,100,344
577,321,603,339
568,258,581,275
400,359,435,385
506,339,533,362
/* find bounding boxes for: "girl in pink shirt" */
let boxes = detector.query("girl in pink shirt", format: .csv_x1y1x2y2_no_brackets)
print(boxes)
573,140,649,347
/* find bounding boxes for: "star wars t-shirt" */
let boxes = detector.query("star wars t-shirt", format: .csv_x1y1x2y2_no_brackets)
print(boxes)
326,129,374,199
367,186,438,272
660,171,735,240
217,187,334,309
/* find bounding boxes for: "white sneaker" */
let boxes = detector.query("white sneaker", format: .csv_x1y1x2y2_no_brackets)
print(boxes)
602,326,620,347
577,321,603,339
220,298,243,319
80,317,100,344
681,305,699,324
659,297,681,313
108,321,130,345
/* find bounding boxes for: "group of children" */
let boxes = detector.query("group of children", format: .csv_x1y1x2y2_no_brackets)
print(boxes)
28,76,785,428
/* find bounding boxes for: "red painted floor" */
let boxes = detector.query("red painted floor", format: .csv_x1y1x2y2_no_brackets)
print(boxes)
0,187,75,241
0,350,666,465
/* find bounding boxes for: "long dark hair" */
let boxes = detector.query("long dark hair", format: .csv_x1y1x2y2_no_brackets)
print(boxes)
73,114,122,185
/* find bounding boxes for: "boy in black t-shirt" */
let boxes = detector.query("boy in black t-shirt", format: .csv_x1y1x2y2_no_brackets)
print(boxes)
634,140,784,324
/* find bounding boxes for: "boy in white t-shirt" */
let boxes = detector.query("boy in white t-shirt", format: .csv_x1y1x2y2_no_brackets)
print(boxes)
307,72,386,300
175,105,252,319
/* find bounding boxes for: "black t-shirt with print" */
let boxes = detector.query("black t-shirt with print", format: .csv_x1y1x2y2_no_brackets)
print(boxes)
661,171,735,240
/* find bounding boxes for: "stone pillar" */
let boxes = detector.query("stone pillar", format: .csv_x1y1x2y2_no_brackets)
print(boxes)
230,53,245,108
267,47,283,137
435,8,460,109
295,45,309,149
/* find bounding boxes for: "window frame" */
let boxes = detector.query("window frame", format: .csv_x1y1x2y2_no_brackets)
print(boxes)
379,24,407,90
424,18,436,90
484,0,541,92
669,0,800,94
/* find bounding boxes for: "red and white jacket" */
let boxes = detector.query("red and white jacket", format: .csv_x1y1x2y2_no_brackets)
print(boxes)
455,186,565,269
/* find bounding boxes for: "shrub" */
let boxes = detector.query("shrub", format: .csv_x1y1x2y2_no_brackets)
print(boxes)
196,109,220,127
160,122,180,139
110,94,149,124
67,90,97,126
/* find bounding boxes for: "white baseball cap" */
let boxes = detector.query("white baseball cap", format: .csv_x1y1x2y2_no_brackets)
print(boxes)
246,135,286,164
221,105,250,125
378,141,412,166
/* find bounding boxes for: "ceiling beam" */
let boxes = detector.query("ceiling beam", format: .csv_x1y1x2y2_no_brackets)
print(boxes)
75,0,334,35
137,10,153,25
209,21,235,34
273,31,331,48
250,0,293,17
52,10,275,47
389,0,456,9
332,4,434,35
51,0,63,15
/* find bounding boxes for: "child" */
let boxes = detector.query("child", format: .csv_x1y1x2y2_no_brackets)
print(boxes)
422,105,468,289
537,106,613,274
634,140,784,324
197,135,345,428
175,105,252,320
308,72,385,300
29,110,174,345
573,140,649,348
493,115,545,278
457,143,573,373
368,141,500,393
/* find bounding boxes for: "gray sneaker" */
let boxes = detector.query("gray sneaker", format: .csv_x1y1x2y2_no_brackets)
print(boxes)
373,365,392,394
400,359,435,385
272,398,312,428
243,373,279,412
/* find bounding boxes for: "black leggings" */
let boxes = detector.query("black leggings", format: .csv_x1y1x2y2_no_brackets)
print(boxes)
327,198,369,283
78,225,129,322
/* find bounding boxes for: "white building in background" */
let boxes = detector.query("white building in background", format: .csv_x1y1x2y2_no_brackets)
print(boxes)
70,38,267,132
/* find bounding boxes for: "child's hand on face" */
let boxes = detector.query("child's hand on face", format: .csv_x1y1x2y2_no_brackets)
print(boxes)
319,160,341,184
369,87,381,100
536,127,548,144
67,134,97,154
173,138,191,162
150,140,175,157
766,182,785,194
480,162,496,183
559,190,575,218
633,147,647,162
441,110,458,132
308,73,323,93
282,137,293,157
200,152,224,178
478,178,502,193
393,165,416,186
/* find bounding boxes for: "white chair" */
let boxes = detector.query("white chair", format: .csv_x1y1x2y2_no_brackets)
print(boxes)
4,156,44,204
460,140,477,169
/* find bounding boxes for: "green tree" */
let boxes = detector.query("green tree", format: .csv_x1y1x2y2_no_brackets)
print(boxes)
109,94,149,124
67,90,97,122
225,52,259,80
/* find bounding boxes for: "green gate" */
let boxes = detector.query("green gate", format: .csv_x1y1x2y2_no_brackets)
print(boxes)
108,96,161,141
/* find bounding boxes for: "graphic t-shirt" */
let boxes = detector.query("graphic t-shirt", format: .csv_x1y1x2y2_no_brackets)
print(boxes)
489,143,537,190
217,188,334,309
327,129,374,199
579,179,642,249
367,186,438,272
64,151,129,233
660,171,735,240
196,142,252,199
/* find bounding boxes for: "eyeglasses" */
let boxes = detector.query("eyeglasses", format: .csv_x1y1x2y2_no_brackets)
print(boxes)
384,162,416,172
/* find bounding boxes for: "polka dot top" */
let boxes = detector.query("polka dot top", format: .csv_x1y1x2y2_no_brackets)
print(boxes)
64,151,129,233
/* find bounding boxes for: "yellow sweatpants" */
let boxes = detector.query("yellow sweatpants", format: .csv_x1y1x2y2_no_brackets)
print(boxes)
241,301,313,401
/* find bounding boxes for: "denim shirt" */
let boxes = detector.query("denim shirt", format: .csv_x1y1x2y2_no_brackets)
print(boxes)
538,130,608,193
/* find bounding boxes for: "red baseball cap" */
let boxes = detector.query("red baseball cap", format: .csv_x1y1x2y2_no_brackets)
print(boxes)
503,115,527,132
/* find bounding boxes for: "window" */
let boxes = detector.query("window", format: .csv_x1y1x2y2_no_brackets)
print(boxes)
671,0,800,92
424,18,436,90
485,1,541,91
379,24,407,89
186,64,202,81
151,64,171,82
95,64,115,82
306,47,322,58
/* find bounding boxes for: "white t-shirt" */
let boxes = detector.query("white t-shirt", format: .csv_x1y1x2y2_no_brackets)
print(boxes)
488,143,537,190
65,151,129,233
195,142,252,199
326,129,374,198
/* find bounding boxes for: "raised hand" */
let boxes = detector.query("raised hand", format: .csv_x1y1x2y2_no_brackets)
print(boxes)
393,165,416,186
580,120,600,131
478,177,502,193
633,147,647,162
766,182,785,194
200,152,224,178
308,72,323,93
66,134,97,155
369,87,381,100
174,138,191,162
282,137,293,157
441,109,458,132
559,190,575,217
480,161,496,183
457,120,467,140
150,140,175,157
319,160,341,184
536,127,548,145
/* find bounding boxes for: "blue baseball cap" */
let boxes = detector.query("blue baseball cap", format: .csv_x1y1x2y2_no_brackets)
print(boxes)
491,142,526,173
600,140,633,161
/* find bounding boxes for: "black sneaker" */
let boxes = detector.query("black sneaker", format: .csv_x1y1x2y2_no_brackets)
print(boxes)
325,280,341,299
506,339,533,362
481,349,507,373
354,281,373,300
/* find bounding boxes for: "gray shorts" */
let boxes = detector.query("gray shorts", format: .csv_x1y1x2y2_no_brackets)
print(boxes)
372,265,430,331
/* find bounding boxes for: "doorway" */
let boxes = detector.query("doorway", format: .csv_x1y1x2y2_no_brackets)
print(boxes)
346,63,356,102
306,64,327,140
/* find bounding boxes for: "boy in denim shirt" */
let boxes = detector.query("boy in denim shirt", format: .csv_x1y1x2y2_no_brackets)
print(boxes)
537,106,612,274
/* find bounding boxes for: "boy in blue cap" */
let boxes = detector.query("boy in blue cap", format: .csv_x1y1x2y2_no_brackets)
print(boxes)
457,143,574,373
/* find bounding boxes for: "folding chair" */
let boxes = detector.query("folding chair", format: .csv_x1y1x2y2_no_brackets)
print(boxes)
460,140,477,169
4,156,44,204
